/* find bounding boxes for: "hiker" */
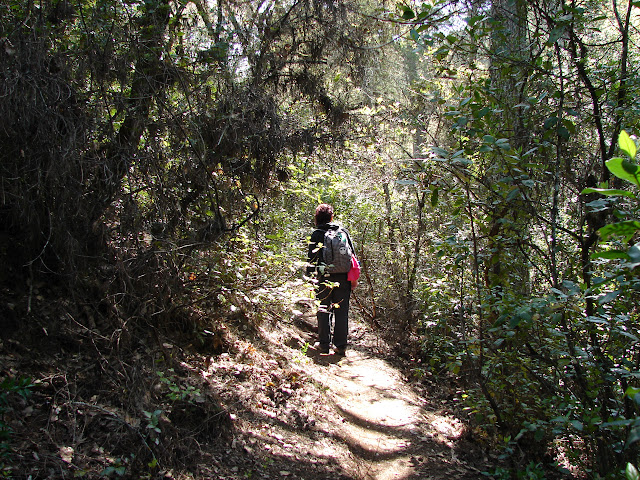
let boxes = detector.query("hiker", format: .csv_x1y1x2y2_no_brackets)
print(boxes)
306,203,357,356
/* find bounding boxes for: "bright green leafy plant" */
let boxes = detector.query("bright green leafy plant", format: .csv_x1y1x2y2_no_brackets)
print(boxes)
582,130,640,245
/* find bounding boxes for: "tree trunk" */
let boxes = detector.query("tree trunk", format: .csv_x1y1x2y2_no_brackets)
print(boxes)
87,0,173,226
485,0,531,298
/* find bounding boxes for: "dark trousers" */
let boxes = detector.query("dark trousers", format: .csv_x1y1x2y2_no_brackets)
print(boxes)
316,274,351,349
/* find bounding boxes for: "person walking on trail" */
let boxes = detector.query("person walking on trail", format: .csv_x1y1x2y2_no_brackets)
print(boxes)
306,203,357,356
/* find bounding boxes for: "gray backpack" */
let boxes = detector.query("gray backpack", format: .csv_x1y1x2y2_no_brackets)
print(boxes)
323,227,352,274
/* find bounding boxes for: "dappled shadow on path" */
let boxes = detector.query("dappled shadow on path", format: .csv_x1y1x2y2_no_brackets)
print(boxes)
280,311,487,480
204,287,491,480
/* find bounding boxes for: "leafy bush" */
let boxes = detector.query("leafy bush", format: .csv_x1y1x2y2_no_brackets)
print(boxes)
0,376,34,465
415,130,640,476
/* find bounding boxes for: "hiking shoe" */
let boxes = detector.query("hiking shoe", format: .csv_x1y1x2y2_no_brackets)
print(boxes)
318,345,330,354
334,346,346,356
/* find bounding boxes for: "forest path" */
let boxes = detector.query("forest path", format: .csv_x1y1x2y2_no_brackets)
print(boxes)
308,344,468,479
256,286,490,480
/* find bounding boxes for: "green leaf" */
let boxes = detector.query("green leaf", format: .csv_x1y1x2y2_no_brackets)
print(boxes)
625,386,640,402
430,188,439,207
626,463,640,480
434,46,449,58
601,419,634,429
628,428,640,447
592,250,629,260
586,316,610,325
495,138,511,150
395,179,418,186
623,159,640,176
399,5,415,20
547,27,565,45
570,420,584,431
557,126,570,140
605,157,640,187
506,187,520,201
597,290,620,305
599,221,640,242
580,187,636,199
544,116,558,129
473,106,491,119
619,130,637,159
586,198,609,211
430,146,450,157
416,5,432,20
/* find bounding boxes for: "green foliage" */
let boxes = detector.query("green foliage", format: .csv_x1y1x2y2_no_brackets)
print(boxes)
586,131,640,264
156,370,200,403
484,461,546,480
455,131,640,473
583,131,640,459
0,376,34,474
143,409,163,435
606,132,640,188
398,0,640,472
0,376,32,405
100,456,129,477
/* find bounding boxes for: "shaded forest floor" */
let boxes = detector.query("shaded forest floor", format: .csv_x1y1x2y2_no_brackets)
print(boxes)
0,278,497,479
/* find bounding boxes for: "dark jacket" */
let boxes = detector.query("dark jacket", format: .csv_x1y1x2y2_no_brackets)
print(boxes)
306,223,355,277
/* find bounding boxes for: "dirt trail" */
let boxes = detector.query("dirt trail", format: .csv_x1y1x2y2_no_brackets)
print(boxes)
311,348,464,479
250,293,491,480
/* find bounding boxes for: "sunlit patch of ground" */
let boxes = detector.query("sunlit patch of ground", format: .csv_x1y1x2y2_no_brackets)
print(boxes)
244,289,489,480
182,281,492,479
304,346,471,479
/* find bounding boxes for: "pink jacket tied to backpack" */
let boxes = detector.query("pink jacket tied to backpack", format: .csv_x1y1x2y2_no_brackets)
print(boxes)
347,254,360,282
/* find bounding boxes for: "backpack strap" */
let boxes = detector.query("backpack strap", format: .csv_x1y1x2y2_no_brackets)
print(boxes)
306,227,328,275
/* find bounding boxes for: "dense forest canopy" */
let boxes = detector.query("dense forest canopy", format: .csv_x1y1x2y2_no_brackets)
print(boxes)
1,0,640,478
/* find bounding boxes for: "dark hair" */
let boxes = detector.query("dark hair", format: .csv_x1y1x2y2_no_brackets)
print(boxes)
315,203,333,226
